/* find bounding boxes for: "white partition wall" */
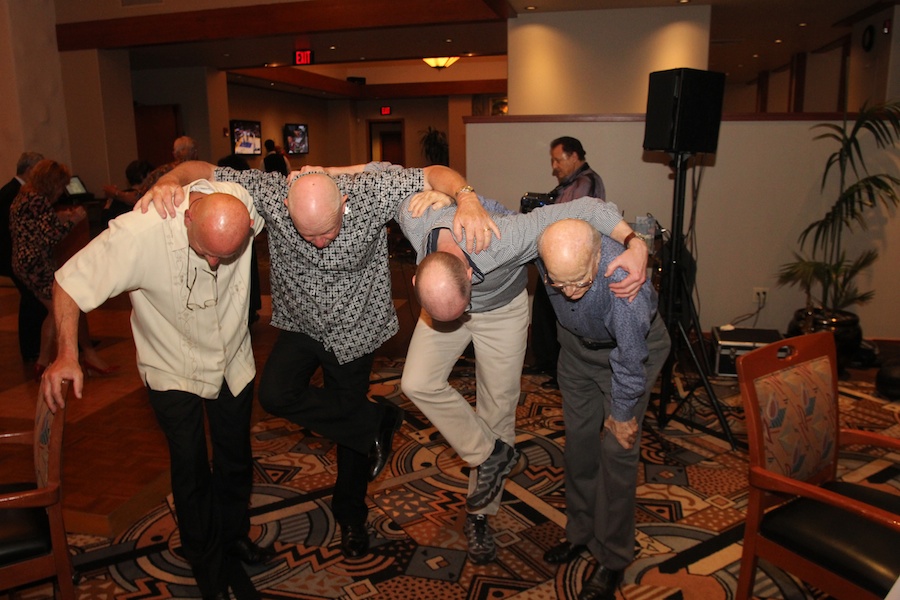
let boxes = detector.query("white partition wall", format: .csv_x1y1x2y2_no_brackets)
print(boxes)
465,117,900,339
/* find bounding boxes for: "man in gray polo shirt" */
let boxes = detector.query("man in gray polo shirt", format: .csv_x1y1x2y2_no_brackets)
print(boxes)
398,194,648,564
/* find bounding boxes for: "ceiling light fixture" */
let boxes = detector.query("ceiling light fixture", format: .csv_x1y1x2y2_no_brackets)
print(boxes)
423,57,460,69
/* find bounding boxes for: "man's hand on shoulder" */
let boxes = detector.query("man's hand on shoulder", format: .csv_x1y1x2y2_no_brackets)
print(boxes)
137,175,185,219
453,192,501,254
607,235,648,300
407,190,453,217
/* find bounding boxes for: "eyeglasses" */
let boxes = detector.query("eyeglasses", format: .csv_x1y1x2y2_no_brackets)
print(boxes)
542,272,594,290
185,263,218,310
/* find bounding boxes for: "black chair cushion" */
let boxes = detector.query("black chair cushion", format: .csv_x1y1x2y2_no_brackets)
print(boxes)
760,481,900,597
0,482,52,566
876,358,900,400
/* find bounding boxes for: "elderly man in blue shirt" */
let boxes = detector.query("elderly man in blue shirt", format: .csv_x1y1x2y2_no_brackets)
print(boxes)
537,218,670,600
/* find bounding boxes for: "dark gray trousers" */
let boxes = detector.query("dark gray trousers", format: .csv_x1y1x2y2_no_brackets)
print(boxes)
556,316,670,570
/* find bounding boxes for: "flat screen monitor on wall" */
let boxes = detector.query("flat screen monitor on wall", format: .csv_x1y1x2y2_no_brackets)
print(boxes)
230,120,262,155
283,123,309,155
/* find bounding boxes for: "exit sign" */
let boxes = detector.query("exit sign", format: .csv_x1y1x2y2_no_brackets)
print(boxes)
381,106,392,116
294,49,314,65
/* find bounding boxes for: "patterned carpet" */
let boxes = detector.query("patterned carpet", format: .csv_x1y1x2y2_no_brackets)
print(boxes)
25,358,900,599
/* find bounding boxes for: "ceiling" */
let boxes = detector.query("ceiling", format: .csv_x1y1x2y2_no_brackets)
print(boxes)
119,0,892,89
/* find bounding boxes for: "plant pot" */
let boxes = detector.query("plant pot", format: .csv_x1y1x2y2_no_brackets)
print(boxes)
787,308,863,369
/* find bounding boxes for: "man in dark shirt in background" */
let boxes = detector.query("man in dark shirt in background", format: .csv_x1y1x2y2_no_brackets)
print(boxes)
525,136,607,389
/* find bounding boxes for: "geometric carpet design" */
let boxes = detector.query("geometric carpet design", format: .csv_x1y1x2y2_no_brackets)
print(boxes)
29,359,900,599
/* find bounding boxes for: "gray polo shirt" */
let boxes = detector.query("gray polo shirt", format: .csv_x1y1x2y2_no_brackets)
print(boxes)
398,195,624,313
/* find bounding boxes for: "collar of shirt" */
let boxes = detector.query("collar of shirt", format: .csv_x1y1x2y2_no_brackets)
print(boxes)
169,179,222,252
425,228,485,285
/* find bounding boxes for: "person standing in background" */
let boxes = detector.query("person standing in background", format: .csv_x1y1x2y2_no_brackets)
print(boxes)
0,151,48,363
10,159,113,379
525,136,607,390
262,139,290,176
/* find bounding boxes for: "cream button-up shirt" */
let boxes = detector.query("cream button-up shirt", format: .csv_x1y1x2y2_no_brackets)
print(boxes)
56,180,264,399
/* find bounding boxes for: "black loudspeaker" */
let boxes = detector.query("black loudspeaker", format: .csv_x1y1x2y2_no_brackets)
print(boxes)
643,68,725,154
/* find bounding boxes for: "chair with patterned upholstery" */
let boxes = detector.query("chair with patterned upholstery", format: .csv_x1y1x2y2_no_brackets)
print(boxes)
735,331,900,600
0,385,75,599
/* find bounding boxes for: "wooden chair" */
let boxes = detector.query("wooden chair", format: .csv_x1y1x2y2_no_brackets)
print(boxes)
735,331,900,600
0,386,75,599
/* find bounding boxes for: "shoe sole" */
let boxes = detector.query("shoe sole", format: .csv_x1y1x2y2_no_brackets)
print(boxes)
466,448,519,510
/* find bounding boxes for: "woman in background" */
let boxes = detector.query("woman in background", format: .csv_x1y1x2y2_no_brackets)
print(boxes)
102,158,154,224
11,159,115,379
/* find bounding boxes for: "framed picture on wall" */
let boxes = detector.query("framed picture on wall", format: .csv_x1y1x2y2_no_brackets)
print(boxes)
283,123,309,155
230,120,262,155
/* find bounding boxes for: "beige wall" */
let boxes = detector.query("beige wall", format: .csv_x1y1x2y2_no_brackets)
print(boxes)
60,49,137,191
508,7,710,115
767,68,791,113
0,0,70,173
465,118,900,338
805,47,844,113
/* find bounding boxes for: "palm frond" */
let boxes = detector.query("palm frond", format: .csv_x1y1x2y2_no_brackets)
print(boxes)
781,99,900,311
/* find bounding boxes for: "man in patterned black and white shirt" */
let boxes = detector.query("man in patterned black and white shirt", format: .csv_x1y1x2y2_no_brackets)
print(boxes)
141,160,497,560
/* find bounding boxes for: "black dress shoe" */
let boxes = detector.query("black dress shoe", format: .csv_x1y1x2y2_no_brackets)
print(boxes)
228,537,275,564
340,522,369,558
577,565,624,600
543,540,587,564
368,404,404,481
541,376,560,390
522,364,551,375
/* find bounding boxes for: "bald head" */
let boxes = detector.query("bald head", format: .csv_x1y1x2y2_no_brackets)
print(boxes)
287,173,346,248
414,252,472,322
538,219,601,300
184,192,252,269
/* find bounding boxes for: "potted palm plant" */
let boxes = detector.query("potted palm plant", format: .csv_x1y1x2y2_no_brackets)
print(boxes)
778,100,900,366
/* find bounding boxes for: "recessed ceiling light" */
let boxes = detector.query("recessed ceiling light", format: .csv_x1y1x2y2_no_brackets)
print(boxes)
775,39,783,43
678,0,690,4
753,53,759,58
329,45,336,50
525,6,537,10
798,22,807,27
445,38,452,43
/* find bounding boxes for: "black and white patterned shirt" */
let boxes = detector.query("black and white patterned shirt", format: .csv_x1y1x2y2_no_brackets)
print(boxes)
216,166,425,364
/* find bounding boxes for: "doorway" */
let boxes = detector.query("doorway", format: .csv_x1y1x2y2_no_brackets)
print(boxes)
369,120,404,165
134,104,182,168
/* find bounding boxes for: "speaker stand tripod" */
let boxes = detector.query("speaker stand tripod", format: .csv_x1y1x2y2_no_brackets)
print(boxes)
655,151,738,450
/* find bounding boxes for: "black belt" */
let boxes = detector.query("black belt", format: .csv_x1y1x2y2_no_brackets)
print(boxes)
581,338,616,350
578,312,657,351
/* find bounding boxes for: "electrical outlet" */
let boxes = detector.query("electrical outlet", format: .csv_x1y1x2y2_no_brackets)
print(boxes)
753,287,769,304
